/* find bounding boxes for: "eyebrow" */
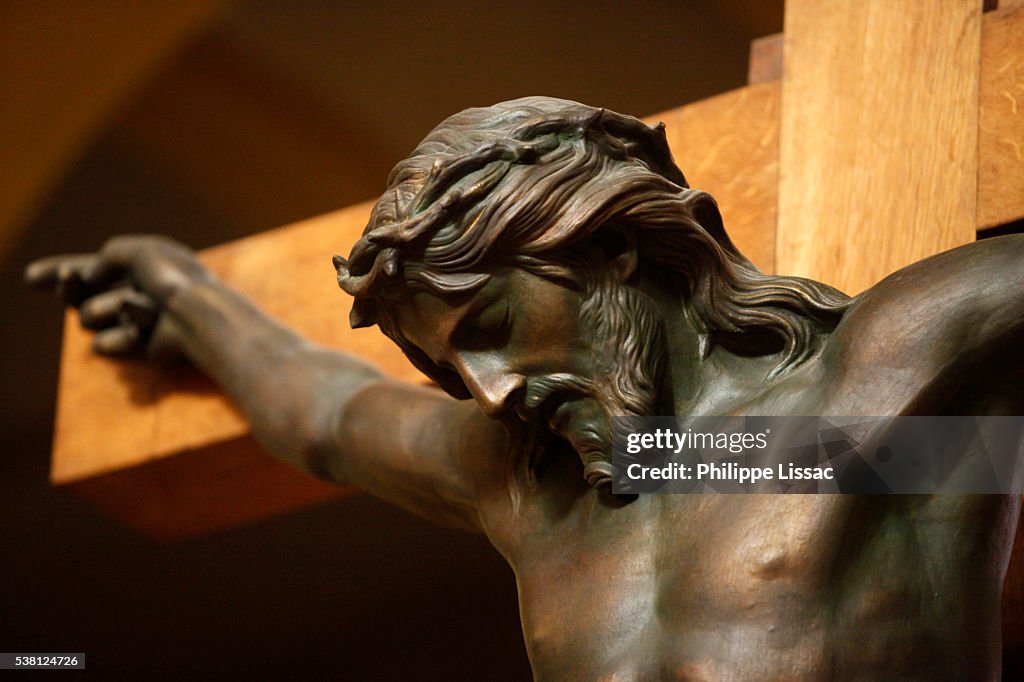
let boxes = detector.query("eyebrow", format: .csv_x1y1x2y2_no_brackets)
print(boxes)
448,287,504,346
393,289,491,367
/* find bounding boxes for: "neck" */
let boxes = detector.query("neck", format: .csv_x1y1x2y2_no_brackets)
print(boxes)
636,274,790,417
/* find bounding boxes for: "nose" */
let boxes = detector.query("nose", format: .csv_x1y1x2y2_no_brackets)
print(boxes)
453,353,526,418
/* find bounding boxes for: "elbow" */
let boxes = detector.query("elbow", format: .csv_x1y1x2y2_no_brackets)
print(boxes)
300,363,386,483
249,348,384,483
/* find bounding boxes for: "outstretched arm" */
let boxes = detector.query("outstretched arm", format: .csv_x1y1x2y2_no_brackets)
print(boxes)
27,236,509,531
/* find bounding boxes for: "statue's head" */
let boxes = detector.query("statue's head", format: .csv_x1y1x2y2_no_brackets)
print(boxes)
335,96,848,488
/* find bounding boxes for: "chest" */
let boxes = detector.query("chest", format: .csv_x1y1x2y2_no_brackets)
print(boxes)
506,496,849,674
498,493,997,680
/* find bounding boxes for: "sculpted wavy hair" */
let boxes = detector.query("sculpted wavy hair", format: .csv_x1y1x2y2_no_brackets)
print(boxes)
335,96,851,397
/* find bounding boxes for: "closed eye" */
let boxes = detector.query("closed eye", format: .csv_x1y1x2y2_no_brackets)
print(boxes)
455,300,511,350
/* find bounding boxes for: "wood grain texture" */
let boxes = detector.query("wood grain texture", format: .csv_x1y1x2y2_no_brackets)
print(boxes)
777,0,982,294
648,82,780,273
979,5,1024,230
53,89,785,518
53,6,1024,535
737,16,1024,234
51,201,426,485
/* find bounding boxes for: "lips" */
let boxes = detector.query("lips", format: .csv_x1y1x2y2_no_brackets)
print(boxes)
516,394,583,445
547,401,573,434
528,393,617,490
516,384,575,433
547,398,607,454
513,397,570,436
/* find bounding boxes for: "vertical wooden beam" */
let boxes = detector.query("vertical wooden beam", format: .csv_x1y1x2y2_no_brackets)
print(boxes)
1005,498,1024,672
777,0,982,294
979,3,1024,231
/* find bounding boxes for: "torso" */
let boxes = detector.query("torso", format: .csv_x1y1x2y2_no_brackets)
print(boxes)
483,301,1019,679
476,238,1024,680
498,485,1015,681
486,396,1020,680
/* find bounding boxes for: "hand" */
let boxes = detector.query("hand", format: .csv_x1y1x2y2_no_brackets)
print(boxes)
25,235,210,358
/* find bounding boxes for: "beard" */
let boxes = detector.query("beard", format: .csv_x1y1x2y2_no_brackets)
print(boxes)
522,274,668,489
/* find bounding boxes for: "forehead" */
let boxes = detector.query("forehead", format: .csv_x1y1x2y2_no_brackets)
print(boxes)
389,280,498,359
385,266,585,362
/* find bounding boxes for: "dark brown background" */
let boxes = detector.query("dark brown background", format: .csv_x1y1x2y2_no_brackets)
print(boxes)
1,2,781,678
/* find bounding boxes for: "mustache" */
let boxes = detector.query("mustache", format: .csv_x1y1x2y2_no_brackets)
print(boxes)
521,373,596,420
520,373,615,489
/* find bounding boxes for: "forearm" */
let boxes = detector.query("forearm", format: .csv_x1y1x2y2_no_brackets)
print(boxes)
29,236,494,525
165,276,384,476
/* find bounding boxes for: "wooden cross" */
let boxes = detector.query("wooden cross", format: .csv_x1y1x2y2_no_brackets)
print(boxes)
48,0,1024,651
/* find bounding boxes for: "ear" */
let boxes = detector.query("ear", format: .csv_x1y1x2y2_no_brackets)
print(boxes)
591,224,639,284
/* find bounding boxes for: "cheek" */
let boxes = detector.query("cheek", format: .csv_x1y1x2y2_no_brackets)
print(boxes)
510,291,593,372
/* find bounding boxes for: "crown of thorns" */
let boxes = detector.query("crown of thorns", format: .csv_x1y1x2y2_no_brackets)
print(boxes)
333,100,686,329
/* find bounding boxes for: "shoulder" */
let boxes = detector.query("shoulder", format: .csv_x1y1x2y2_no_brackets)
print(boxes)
839,235,1023,355
818,236,1024,414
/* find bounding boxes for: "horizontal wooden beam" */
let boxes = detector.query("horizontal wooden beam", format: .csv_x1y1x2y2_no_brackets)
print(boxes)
67,435,354,541
657,83,780,274
747,33,784,85
53,202,417,481
51,86,782,537
53,5,1024,537
53,202,415,536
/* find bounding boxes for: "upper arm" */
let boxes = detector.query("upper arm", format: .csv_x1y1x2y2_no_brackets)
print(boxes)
824,235,1024,413
316,378,516,532
856,235,1023,356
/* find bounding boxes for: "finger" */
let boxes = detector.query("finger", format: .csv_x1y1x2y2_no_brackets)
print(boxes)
85,249,132,288
57,270,91,307
98,235,178,267
95,235,173,278
24,254,96,290
55,257,107,306
80,287,159,330
79,286,148,329
92,324,142,356
97,235,205,296
119,290,159,329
